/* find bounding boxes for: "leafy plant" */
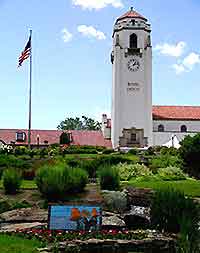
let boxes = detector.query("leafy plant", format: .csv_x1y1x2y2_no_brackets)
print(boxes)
157,166,187,181
98,165,120,191
150,154,181,171
151,188,200,237
179,133,200,179
115,163,152,181
2,169,22,194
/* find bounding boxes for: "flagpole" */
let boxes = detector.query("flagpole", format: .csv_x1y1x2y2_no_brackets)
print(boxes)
28,30,32,149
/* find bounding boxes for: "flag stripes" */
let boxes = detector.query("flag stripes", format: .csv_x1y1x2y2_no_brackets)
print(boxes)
18,35,31,67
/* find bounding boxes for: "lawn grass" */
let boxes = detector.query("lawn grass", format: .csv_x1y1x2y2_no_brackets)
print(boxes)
128,178,200,197
0,180,37,189
0,234,45,253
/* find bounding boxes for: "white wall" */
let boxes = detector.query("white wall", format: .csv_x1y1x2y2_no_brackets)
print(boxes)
153,120,200,146
153,132,197,146
153,120,200,132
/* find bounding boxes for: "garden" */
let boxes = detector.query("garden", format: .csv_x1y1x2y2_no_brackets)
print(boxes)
0,134,200,252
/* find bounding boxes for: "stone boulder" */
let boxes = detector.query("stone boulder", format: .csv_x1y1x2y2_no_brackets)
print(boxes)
125,186,154,207
122,205,151,229
0,208,48,222
102,212,126,229
0,222,46,232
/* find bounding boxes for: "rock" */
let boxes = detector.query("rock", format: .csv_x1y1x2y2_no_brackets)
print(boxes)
0,222,46,232
102,215,126,229
0,208,47,222
126,186,154,207
122,205,151,229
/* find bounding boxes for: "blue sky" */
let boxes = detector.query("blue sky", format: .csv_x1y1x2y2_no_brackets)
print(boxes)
0,0,200,129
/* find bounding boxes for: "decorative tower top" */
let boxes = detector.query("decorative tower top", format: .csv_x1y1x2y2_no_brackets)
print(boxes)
113,7,151,38
116,7,147,22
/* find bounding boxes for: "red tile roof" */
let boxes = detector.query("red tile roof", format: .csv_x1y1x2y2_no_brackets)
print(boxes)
0,129,112,148
153,106,200,120
117,8,147,22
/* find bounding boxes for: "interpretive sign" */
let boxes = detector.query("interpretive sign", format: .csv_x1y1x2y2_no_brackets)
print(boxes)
48,205,102,231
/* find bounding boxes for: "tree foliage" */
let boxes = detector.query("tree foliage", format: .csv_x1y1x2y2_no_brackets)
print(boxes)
57,116,101,131
179,133,200,178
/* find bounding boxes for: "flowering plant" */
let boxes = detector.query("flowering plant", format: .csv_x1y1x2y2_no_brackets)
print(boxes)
2,229,148,243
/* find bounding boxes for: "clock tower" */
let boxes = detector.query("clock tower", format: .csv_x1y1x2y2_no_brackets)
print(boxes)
111,7,152,149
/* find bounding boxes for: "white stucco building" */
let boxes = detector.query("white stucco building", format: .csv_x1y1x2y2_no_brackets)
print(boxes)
102,8,200,149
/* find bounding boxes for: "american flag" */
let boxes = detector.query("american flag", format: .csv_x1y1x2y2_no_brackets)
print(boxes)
18,35,31,67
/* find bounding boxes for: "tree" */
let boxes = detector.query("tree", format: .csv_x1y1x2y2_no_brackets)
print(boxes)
179,133,200,179
57,116,101,131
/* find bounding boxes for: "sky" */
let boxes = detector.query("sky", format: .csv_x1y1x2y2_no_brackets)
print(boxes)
0,0,200,130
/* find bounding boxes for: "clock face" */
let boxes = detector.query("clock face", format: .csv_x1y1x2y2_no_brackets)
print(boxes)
127,58,140,72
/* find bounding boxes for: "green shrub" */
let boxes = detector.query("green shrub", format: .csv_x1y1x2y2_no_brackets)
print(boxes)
150,154,181,171
160,146,178,156
63,145,100,154
151,188,200,234
179,133,200,179
98,166,120,190
65,155,133,178
115,163,152,181
36,163,88,200
14,146,29,156
0,199,12,214
127,148,138,155
12,200,32,209
2,169,22,194
157,166,187,181
103,191,127,213
102,149,115,154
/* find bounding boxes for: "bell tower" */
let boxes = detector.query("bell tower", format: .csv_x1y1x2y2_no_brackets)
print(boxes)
111,7,152,149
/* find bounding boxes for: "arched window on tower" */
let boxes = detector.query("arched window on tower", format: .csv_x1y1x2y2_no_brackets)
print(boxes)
130,33,137,49
158,124,164,132
181,125,187,133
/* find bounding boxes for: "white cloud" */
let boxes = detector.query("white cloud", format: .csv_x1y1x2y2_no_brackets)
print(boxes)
172,52,200,74
72,0,123,10
155,41,186,57
172,64,185,75
62,28,73,42
77,25,106,40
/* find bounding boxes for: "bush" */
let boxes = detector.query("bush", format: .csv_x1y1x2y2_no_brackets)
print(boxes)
151,188,200,234
115,163,152,181
2,169,22,194
62,145,102,154
36,163,88,200
157,166,187,181
127,149,138,155
65,155,133,178
102,149,115,154
103,191,127,213
98,166,120,190
179,133,200,178
150,154,181,171
0,199,12,214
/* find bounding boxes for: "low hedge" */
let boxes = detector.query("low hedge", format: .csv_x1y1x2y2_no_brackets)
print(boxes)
36,163,88,200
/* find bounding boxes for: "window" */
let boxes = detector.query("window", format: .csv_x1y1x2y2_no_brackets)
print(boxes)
130,33,137,49
16,132,26,142
131,133,137,142
181,125,187,132
158,124,164,132
44,140,49,144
